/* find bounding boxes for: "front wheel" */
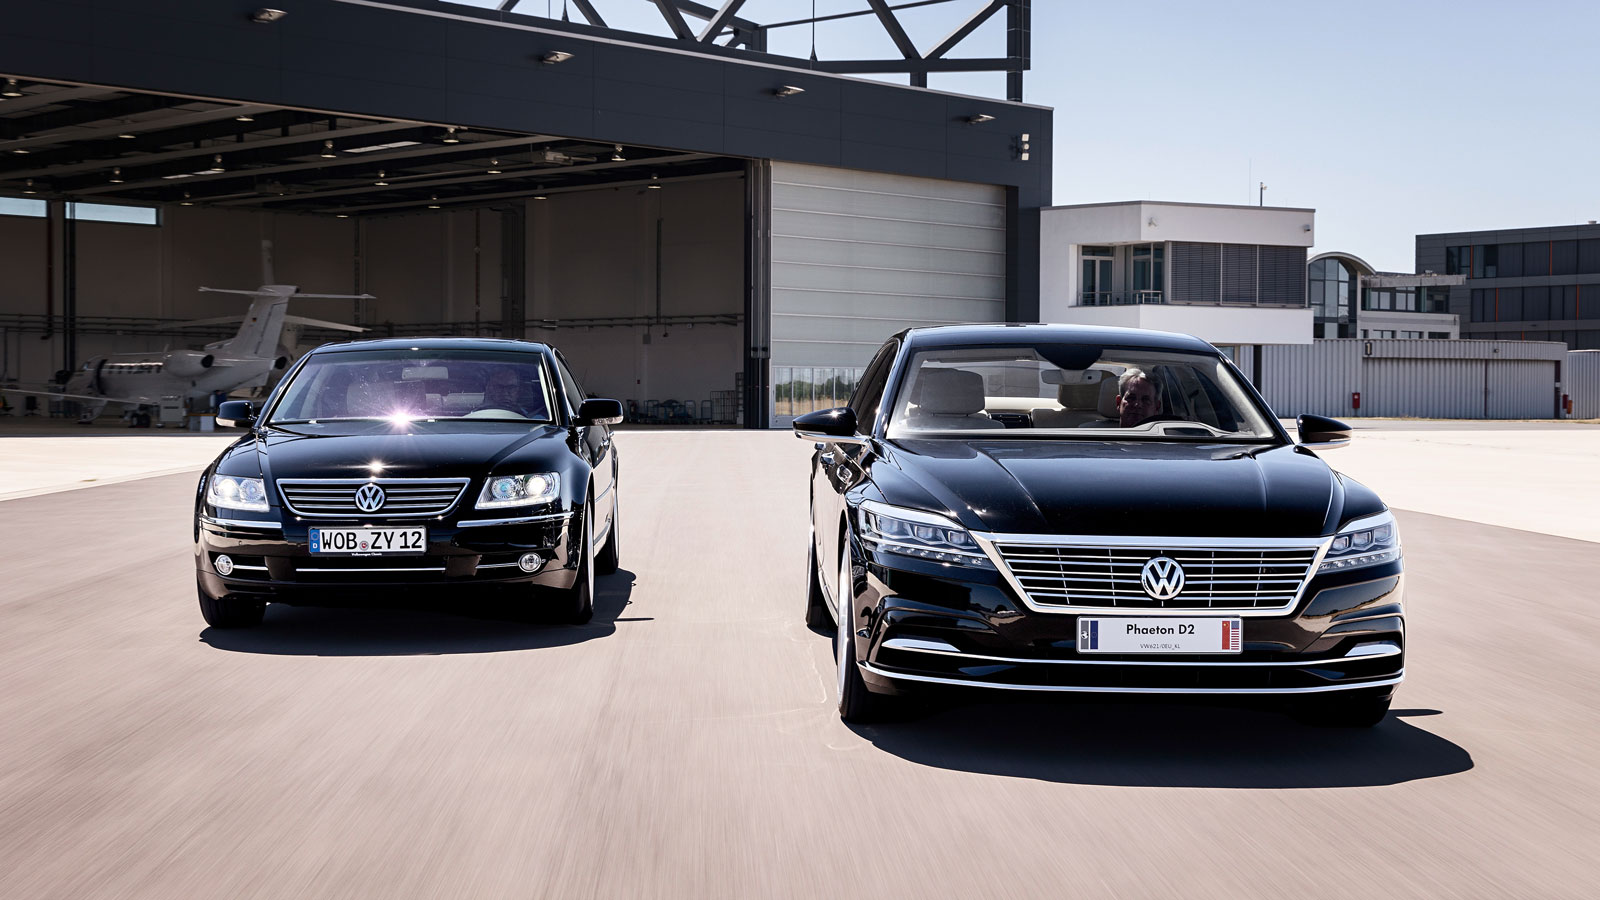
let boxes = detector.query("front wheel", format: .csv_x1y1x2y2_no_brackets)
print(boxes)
594,485,619,576
197,581,265,629
1293,691,1392,728
553,507,595,624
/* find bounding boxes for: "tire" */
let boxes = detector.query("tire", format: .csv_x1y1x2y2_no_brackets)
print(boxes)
197,581,265,629
835,543,894,723
555,506,595,625
804,534,831,630
594,483,619,576
1293,691,1392,728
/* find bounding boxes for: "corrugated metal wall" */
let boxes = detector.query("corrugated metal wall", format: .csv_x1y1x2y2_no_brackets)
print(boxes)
768,163,1006,370
1245,339,1565,419
1570,350,1600,418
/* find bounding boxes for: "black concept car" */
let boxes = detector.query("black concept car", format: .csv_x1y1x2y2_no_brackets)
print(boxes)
796,324,1404,727
195,338,623,628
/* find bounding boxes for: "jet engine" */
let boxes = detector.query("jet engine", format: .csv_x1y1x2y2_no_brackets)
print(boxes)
163,351,216,376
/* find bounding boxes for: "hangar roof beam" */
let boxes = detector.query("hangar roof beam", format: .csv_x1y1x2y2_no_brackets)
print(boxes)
0,93,190,141
2,103,276,152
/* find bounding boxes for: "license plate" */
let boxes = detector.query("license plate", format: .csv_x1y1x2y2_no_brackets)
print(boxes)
1078,617,1243,654
309,527,426,555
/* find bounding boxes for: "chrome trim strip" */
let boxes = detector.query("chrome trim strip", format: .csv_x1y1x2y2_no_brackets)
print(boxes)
200,515,282,530
862,663,1404,695
476,561,524,569
881,637,961,654
878,643,1402,667
455,511,571,528
277,477,470,519
970,531,1334,617
296,566,448,573
229,564,269,571
595,480,614,504
793,428,869,445
1345,640,1402,658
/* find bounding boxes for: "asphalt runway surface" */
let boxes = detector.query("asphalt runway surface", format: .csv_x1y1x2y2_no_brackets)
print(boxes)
2,431,1597,899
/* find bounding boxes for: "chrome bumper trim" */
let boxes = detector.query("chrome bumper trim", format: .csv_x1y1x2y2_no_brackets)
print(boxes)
861,663,1404,695
200,515,282,530
229,564,269,572
876,641,1402,667
477,561,525,569
455,511,571,528
296,567,448,573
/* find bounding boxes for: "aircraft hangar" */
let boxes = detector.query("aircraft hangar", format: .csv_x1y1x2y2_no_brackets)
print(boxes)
0,0,1048,427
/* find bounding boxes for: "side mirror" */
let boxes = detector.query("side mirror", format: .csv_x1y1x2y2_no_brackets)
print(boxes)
1297,414,1351,450
576,398,624,426
216,400,256,429
793,407,867,444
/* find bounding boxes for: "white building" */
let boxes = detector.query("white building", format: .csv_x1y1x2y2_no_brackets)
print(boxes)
1041,200,1316,356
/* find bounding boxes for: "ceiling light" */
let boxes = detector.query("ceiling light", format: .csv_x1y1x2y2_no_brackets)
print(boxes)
541,50,574,64
210,153,225,173
427,196,441,209
335,213,349,218
533,194,547,201
11,148,28,155
179,191,193,206
117,132,137,140
235,114,254,122
22,179,37,194
109,167,124,184
442,127,461,144
966,114,996,125
611,144,625,162
373,170,389,186
487,159,501,174
345,140,421,153
320,139,337,158
647,174,661,189
773,85,805,98
250,8,287,24
1,80,22,98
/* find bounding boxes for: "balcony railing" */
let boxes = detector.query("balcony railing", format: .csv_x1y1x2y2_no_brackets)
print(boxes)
1079,291,1165,306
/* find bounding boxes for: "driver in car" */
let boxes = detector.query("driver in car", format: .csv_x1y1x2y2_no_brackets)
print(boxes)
1115,368,1164,427
477,367,538,417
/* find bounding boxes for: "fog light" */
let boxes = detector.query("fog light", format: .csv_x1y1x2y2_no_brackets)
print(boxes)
518,553,543,573
214,554,234,576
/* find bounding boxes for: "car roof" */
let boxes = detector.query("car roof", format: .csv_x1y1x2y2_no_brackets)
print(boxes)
309,337,554,355
897,323,1219,355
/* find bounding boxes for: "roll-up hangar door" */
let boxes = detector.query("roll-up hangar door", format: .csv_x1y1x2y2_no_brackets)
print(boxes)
1359,358,1555,418
768,163,1006,424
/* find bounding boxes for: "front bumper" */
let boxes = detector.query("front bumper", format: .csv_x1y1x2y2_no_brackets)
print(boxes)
194,509,581,602
847,544,1405,698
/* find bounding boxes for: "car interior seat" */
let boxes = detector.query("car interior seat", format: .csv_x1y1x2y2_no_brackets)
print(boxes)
1032,380,1107,429
906,368,992,429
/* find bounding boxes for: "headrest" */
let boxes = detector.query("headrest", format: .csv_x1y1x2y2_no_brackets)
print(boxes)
1097,377,1120,418
914,368,985,416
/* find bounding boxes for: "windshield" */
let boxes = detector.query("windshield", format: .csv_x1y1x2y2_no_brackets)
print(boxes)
885,344,1277,441
268,349,555,425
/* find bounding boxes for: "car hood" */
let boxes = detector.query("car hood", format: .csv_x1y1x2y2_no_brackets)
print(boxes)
252,421,571,482
875,439,1342,538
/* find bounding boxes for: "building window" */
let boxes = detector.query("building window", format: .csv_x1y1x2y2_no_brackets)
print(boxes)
1428,331,1451,339
1473,244,1497,278
66,202,160,226
1126,243,1164,299
0,197,47,218
1308,257,1352,320
1445,246,1470,275
1426,287,1450,313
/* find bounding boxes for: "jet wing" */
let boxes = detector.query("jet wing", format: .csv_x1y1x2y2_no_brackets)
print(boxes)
1,386,152,405
284,315,368,333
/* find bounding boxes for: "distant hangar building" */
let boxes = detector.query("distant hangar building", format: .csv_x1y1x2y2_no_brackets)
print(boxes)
0,0,1047,427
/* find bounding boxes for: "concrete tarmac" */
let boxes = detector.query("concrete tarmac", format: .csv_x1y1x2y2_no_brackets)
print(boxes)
1,431,1597,899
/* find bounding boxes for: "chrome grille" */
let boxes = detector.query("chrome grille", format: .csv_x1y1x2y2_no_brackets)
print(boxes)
277,478,470,518
988,540,1323,612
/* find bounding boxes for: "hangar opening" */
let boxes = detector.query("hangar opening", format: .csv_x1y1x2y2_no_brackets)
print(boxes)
0,0,1049,428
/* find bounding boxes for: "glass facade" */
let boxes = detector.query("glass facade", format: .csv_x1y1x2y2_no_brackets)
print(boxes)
772,366,865,417
1308,257,1354,337
1363,286,1449,313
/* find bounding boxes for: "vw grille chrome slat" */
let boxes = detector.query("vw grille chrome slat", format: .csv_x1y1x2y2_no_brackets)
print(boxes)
972,533,1332,616
278,477,470,519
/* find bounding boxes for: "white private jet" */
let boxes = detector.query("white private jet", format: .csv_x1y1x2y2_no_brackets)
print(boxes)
2,242,371,424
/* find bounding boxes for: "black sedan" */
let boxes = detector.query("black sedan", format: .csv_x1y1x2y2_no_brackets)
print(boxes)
195,338,623,628
795,324,1404,727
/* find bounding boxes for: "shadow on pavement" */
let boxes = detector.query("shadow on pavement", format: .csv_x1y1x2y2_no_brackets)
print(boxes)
852,700,1472,789
200,569,637,656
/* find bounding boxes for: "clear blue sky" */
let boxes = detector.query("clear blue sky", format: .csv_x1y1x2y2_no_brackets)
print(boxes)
453,1,1600,272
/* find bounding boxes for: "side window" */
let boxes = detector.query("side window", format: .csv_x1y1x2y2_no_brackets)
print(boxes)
552,352,586,418
848,342,898,431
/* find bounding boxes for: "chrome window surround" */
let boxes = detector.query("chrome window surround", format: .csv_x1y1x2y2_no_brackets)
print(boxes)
862,663,1403,695
277,477,470,519
878,637,1402,666
969,532,1335,617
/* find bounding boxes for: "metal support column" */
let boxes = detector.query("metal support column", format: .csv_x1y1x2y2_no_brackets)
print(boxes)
744,160,771,429
500,205,526,340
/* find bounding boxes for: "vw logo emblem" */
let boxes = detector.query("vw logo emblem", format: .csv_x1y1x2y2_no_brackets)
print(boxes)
1140,556,1185,600
354,483,386,513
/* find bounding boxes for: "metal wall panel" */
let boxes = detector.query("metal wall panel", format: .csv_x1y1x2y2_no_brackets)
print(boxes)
769,162,1006,371
1253,342,1361,418
1570,351,1600,418
1364,359,1483,418
1486,360,1557,418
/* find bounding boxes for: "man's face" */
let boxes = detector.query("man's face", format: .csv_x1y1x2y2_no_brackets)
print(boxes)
1117,377,1160,427
485,370,520,405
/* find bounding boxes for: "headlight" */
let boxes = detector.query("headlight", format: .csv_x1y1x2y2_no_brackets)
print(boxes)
476,473,560,509
857,500,993,568
207,474,268,512
1318,510,1401,573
